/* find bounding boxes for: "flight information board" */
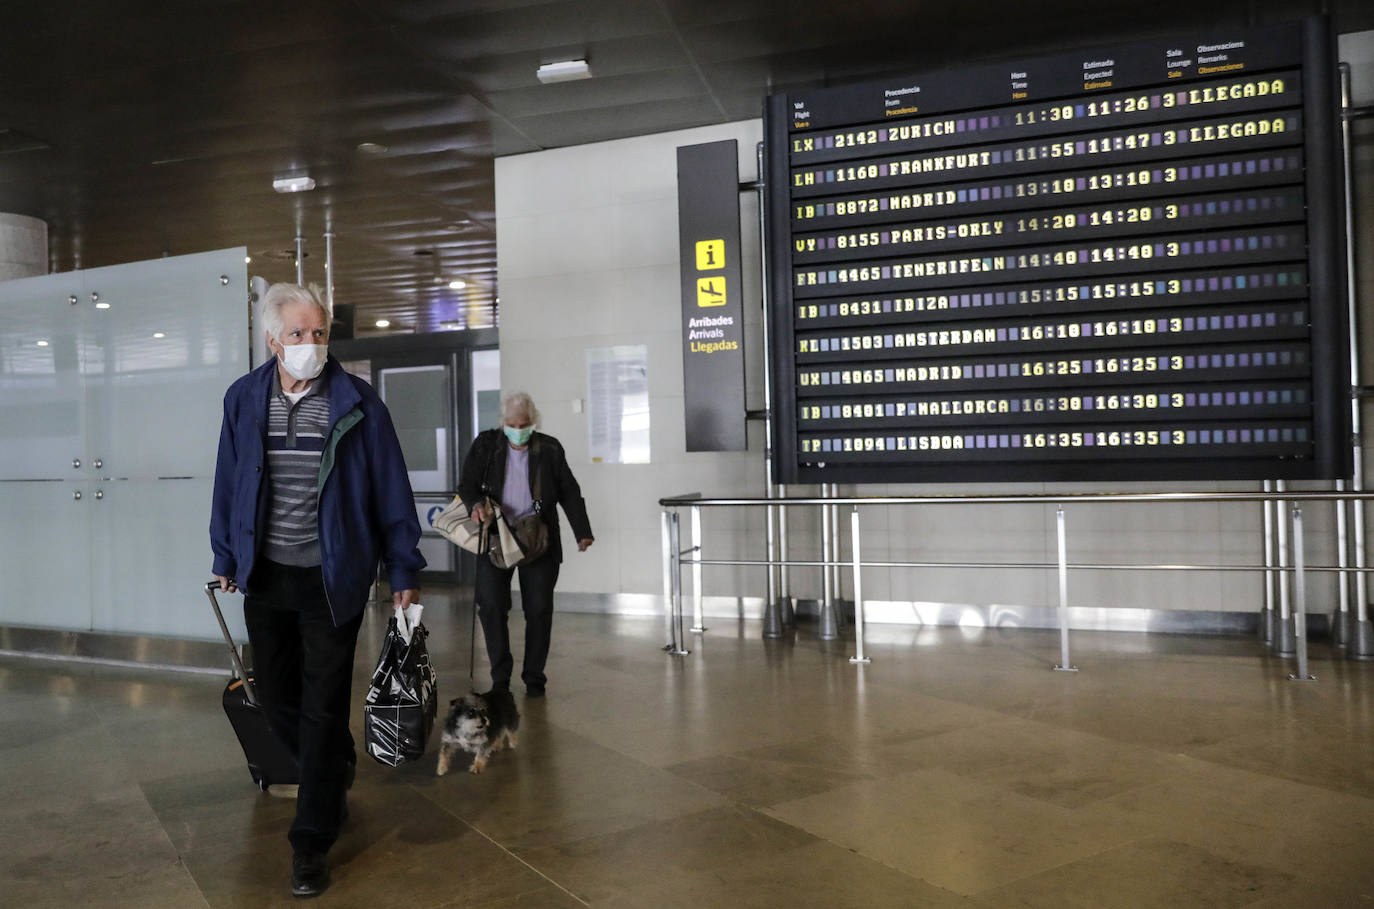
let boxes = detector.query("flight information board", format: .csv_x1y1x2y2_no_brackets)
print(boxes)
763,18,1348,484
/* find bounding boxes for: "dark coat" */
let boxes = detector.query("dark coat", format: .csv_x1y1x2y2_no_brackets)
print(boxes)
458,429,593,562
210,356,426,626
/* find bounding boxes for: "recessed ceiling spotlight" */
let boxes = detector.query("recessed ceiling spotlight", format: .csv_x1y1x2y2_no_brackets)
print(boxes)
375,319,391,328
244,256,252,264
272,174,316,193
356,141,389,155
536,59,591,83
449,279,466,290
153,332,166,339
36,339,49,347
95,301,111,310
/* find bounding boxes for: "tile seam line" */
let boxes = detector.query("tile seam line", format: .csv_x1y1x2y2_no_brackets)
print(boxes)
410,786,592,908
653,0,730,121
141,779,216,909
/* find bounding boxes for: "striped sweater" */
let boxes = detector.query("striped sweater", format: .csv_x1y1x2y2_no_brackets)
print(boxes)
262,370,331,567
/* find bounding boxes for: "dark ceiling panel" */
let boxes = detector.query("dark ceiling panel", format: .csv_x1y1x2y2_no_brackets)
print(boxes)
438,32,695,93
486,67,711,120
372,0,674,59
511,95,727,148
0,0,1370,336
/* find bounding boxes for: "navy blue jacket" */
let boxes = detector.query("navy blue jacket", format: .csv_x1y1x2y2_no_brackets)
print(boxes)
210,356,426,626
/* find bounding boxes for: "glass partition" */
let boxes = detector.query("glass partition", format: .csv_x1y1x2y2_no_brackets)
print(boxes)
379,363,451,494
0,248,250,641
471,348,501,438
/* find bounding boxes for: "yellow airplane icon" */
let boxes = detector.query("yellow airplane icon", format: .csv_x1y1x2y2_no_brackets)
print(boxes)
696,277,727,307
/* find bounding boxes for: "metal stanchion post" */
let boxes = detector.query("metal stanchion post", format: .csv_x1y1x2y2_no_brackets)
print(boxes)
665,511,690,656
1054,506,1077,672
849,507,870,665
1289,505,1315,681
1340,64,1374,660
1335,478,1350,646
831,485,843,618
661,510,675,648
755,140,786,641
1275,480,1295,657
778,484,794,627
690,505,707,633
1261,480,1276,645
818,487,839,640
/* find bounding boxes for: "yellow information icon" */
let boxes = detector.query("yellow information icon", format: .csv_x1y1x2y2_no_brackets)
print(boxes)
696,277,727,307
695,239,725,270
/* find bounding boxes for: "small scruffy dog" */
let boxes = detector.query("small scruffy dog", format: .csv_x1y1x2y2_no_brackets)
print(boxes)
436,689,520,775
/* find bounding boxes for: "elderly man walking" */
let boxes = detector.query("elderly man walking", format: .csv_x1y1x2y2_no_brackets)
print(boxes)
210,283,425,898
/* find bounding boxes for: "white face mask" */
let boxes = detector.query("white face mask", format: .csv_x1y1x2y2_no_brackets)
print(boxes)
278,343,328,381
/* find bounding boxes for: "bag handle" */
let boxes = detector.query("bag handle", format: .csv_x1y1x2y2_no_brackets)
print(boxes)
204,580,259,706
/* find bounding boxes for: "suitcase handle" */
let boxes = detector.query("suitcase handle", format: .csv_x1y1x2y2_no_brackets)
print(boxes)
205,580,260,707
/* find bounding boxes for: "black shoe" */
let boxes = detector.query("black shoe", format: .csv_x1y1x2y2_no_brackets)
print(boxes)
525,684,545,698
291,852,329,898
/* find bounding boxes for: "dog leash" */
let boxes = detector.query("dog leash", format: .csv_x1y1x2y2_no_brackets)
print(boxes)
469,590,477,680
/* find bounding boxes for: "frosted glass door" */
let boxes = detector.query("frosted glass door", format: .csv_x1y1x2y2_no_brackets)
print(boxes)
88,478,246,640
0,247,248,640
81,248,249,638
81,249,250,480
0,275,87,480
0,481,93,630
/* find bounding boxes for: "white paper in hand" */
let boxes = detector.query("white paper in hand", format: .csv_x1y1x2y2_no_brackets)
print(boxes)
394,603,425,645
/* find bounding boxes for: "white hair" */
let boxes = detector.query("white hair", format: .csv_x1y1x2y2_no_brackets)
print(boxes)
500,392,541,427
261,283,331,342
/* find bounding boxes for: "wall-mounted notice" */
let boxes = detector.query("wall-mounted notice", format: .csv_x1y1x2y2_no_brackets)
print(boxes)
678,140,747,451
587,345,650,464
764,17,1348,484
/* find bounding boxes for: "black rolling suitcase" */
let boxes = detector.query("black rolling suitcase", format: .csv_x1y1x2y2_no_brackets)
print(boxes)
204,581,299,790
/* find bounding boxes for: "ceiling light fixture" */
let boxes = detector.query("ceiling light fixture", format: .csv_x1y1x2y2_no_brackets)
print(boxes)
375,319,391,328
356,141,389,155
449,279,466,289
36,340,49,347
272,174,316,193
244,256,252,264
95,301,110,310
153,332,166,339
536,59,591,83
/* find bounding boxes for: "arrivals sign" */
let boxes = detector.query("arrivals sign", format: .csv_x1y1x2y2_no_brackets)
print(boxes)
678,140,747,451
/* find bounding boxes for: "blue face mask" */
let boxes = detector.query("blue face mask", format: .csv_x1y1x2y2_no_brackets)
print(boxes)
503,425,534,446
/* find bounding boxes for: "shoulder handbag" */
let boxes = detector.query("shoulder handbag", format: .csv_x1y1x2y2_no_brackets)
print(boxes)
490,512,548,569
488,446,549,568
431,495,495,555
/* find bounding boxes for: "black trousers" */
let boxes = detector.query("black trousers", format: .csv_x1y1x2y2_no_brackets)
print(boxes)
244,559,362,856
475,551,560,690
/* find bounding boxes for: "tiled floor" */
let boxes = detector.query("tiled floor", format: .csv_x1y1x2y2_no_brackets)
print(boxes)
3,587,1373,907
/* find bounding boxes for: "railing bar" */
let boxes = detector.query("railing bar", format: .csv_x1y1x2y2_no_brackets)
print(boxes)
681,557,1374,574
660,491,1374,507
